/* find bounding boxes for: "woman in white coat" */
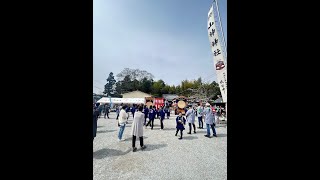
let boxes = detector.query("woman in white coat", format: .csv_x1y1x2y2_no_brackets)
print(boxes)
185,106,196,134
131,105,147,152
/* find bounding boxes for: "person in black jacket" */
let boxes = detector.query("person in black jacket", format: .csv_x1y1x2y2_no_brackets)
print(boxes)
104,105,110,119
166,107,170,119
93,107,99,141
175,113,186,140
159,107,166,130
126,106,131,121
131,105,136,118
146,106,155,129
143,105,149,125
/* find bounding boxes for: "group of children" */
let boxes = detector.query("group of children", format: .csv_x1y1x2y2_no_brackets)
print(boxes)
144,105,170,130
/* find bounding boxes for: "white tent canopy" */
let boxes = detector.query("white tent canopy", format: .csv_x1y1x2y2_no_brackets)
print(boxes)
97,97,145,104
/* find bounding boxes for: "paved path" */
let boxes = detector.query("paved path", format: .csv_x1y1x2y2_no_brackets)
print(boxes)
93,112,227,180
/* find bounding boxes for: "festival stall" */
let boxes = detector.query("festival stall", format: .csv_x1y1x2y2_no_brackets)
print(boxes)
154,98,164,109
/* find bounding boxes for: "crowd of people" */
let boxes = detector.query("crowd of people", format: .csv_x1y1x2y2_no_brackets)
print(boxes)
93,102,225,152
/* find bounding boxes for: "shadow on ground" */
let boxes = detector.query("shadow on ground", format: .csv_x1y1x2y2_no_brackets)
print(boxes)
124,136,148,141
182,136,199,140
164,127,178,131
141,144,168,151
97,130,117,133
93,148,131,159
194,130,207,134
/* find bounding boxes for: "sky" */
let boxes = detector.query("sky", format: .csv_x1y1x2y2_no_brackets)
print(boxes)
93,0,227,94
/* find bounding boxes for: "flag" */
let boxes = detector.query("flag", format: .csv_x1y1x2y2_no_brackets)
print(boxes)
207,4,227,102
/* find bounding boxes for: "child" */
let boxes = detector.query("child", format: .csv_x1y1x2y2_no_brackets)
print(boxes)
175,113,186,140
146,106,155,129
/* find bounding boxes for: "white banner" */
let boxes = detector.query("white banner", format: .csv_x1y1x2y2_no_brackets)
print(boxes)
208,4,227,102
97,98,145,104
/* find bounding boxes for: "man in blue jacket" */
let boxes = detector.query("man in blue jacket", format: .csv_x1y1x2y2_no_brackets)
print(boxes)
143,105,149,125
159,106,166,130
126,106,130,121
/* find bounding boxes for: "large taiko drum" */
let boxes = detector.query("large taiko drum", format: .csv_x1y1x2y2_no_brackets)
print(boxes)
177,100,186,109
146,101,153,108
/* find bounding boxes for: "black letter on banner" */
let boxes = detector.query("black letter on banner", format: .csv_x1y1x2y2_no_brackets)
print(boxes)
211,38,218,47
214,49,221,56
209,29,215,37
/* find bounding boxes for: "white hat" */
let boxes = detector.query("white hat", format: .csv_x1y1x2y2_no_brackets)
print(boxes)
205,103,210,106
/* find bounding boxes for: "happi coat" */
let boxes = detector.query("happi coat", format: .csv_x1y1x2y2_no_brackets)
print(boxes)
185,109,196,123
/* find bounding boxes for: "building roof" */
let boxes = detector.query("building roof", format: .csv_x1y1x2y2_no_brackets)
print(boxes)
121,90,152,98
162,94,179,101
214,98,223,103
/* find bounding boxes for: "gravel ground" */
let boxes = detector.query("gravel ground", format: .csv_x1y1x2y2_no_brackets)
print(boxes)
93,112,227,180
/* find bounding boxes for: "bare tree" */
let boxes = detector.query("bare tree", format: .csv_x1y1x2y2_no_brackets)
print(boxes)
116,68,154,81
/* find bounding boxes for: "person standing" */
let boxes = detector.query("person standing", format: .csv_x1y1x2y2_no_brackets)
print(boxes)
219,106,225,124
104,105,110,119
93,106,99,141
118,105,128,141
143,105,149,125
216,105,221,123
197,105,204,129
159,106,166,130
194,106,198,117
102,104,105,114
175,113,186,140
166,107,170,119
212,106,218,124
116,104,122,120
131,106,147,152
131,105,136,118
153,106,157,121
97,104,103,119
116,106,119,119
116,106,120,126
165,99,169,107
185,106,196,134
126,105,130,120
203,103,217,138
146,106,155,129
155,107,159,119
